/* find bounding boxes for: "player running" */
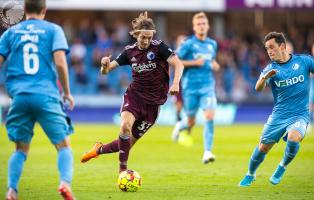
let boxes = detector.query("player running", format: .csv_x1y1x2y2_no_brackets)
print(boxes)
171,12,220,163
239,32,314,186
80,12,184,173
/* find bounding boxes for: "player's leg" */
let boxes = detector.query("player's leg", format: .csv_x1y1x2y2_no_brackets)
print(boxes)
55,138,75,200
5,95,35,199
6,142,29,200
34,95,75,199
270,120,307,185
239,118,286,186
202,109,216,163
172,91,198,142
118,111,136,172
239,142,275,186
200,95,217,164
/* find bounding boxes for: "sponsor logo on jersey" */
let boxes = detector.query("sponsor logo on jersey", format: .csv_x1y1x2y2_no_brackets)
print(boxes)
132,62,157,73
292,63,300,70
147,51,155,60
274,75,304,87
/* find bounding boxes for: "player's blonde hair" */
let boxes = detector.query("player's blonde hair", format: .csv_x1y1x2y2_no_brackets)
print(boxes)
129,11,156,38
192,12,208,24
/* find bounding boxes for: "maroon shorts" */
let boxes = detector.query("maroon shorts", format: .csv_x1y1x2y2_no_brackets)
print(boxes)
121,92,160,139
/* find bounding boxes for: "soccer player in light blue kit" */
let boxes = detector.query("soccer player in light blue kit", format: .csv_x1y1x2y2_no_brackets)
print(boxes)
171,12,220,163
0,0,75,199
239,32,314,186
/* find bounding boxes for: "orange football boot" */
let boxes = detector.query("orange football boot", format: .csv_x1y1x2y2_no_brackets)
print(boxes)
80,142,102,163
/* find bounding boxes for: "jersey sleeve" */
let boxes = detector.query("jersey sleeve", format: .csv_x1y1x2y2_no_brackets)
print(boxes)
52,25,69,54
158,42,175,60
303,55,314,73
260,64,273,85
115,50,130,66
0,29,11,59
176,40,190,59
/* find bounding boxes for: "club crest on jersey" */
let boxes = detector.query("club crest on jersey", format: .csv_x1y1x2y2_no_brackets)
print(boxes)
274,75,304,87
147,51,155,60
292,63,300,70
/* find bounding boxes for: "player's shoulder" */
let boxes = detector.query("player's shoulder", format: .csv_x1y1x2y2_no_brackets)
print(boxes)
206,37,217,46
124,42,137,50
265,62,275,70
183,36,194,44
151,39,163,46
293,53,313,60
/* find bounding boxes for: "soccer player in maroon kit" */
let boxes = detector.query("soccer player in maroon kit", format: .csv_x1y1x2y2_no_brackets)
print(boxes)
81,12,184,172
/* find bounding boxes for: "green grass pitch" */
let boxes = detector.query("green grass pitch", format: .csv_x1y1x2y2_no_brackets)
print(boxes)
1,124,314,199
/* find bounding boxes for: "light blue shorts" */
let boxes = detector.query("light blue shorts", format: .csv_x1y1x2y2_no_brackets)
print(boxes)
261,116,308,144
182,89,216,117
6,94,73,144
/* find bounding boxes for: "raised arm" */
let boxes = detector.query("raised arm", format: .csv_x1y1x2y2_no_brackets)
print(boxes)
54,50,75,110
100,56,120,75
167,55,184,95
255,69,276,92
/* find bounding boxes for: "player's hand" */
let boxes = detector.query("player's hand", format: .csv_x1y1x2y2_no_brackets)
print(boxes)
100,55,112,75
169,83,180,95
63,93,75,110
194,58,205,66
262,69,277,80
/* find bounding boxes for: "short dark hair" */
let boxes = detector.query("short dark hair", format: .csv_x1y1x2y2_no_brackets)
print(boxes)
24,0,46,14
264,32,286,45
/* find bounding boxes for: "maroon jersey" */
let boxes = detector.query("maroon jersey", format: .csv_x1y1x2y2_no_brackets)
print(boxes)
115,40,174,105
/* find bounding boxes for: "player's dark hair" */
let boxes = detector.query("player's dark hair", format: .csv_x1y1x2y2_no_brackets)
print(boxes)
264,32,286,45
24,0,46,14
129,11,156,38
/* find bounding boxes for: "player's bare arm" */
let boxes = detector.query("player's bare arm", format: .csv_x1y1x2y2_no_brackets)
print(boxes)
0,55,4,66
255,69,276,92
167,55,184,95
100,55,119,75
211,59,220,71
54,50,75,110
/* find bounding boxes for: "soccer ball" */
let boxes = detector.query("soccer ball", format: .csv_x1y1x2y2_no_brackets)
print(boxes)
117,169,142,192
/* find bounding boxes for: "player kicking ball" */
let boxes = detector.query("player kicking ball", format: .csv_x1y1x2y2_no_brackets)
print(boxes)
80,12,183,173
239,32,314,186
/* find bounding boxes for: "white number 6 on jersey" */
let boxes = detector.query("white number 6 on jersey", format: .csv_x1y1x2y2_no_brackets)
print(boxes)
23,43,39,74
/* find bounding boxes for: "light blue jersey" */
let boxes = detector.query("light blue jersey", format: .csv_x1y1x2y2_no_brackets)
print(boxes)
177,35,217,94
0,19,72,145
176,35,218,116
261,54,314,143
0,19,69,99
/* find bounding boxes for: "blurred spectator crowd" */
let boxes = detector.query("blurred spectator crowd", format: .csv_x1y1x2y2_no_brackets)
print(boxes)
0,18,313,104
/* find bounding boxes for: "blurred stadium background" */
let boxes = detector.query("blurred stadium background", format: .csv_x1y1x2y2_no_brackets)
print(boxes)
0,0,313,125
0,0,314,199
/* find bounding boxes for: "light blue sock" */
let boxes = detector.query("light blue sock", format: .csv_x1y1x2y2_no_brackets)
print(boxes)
58,147,73,184
178,119,189,132
8,151,27,192
248,147,266,175
281,140,300,167
204,120,214,151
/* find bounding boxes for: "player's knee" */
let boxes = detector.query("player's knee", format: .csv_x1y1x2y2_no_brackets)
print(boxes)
16,142,30,155
120,121,132,135
204,110,215,120
188,119,195,127
287,131,303,142
55,137,71,150
258,143,272,153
